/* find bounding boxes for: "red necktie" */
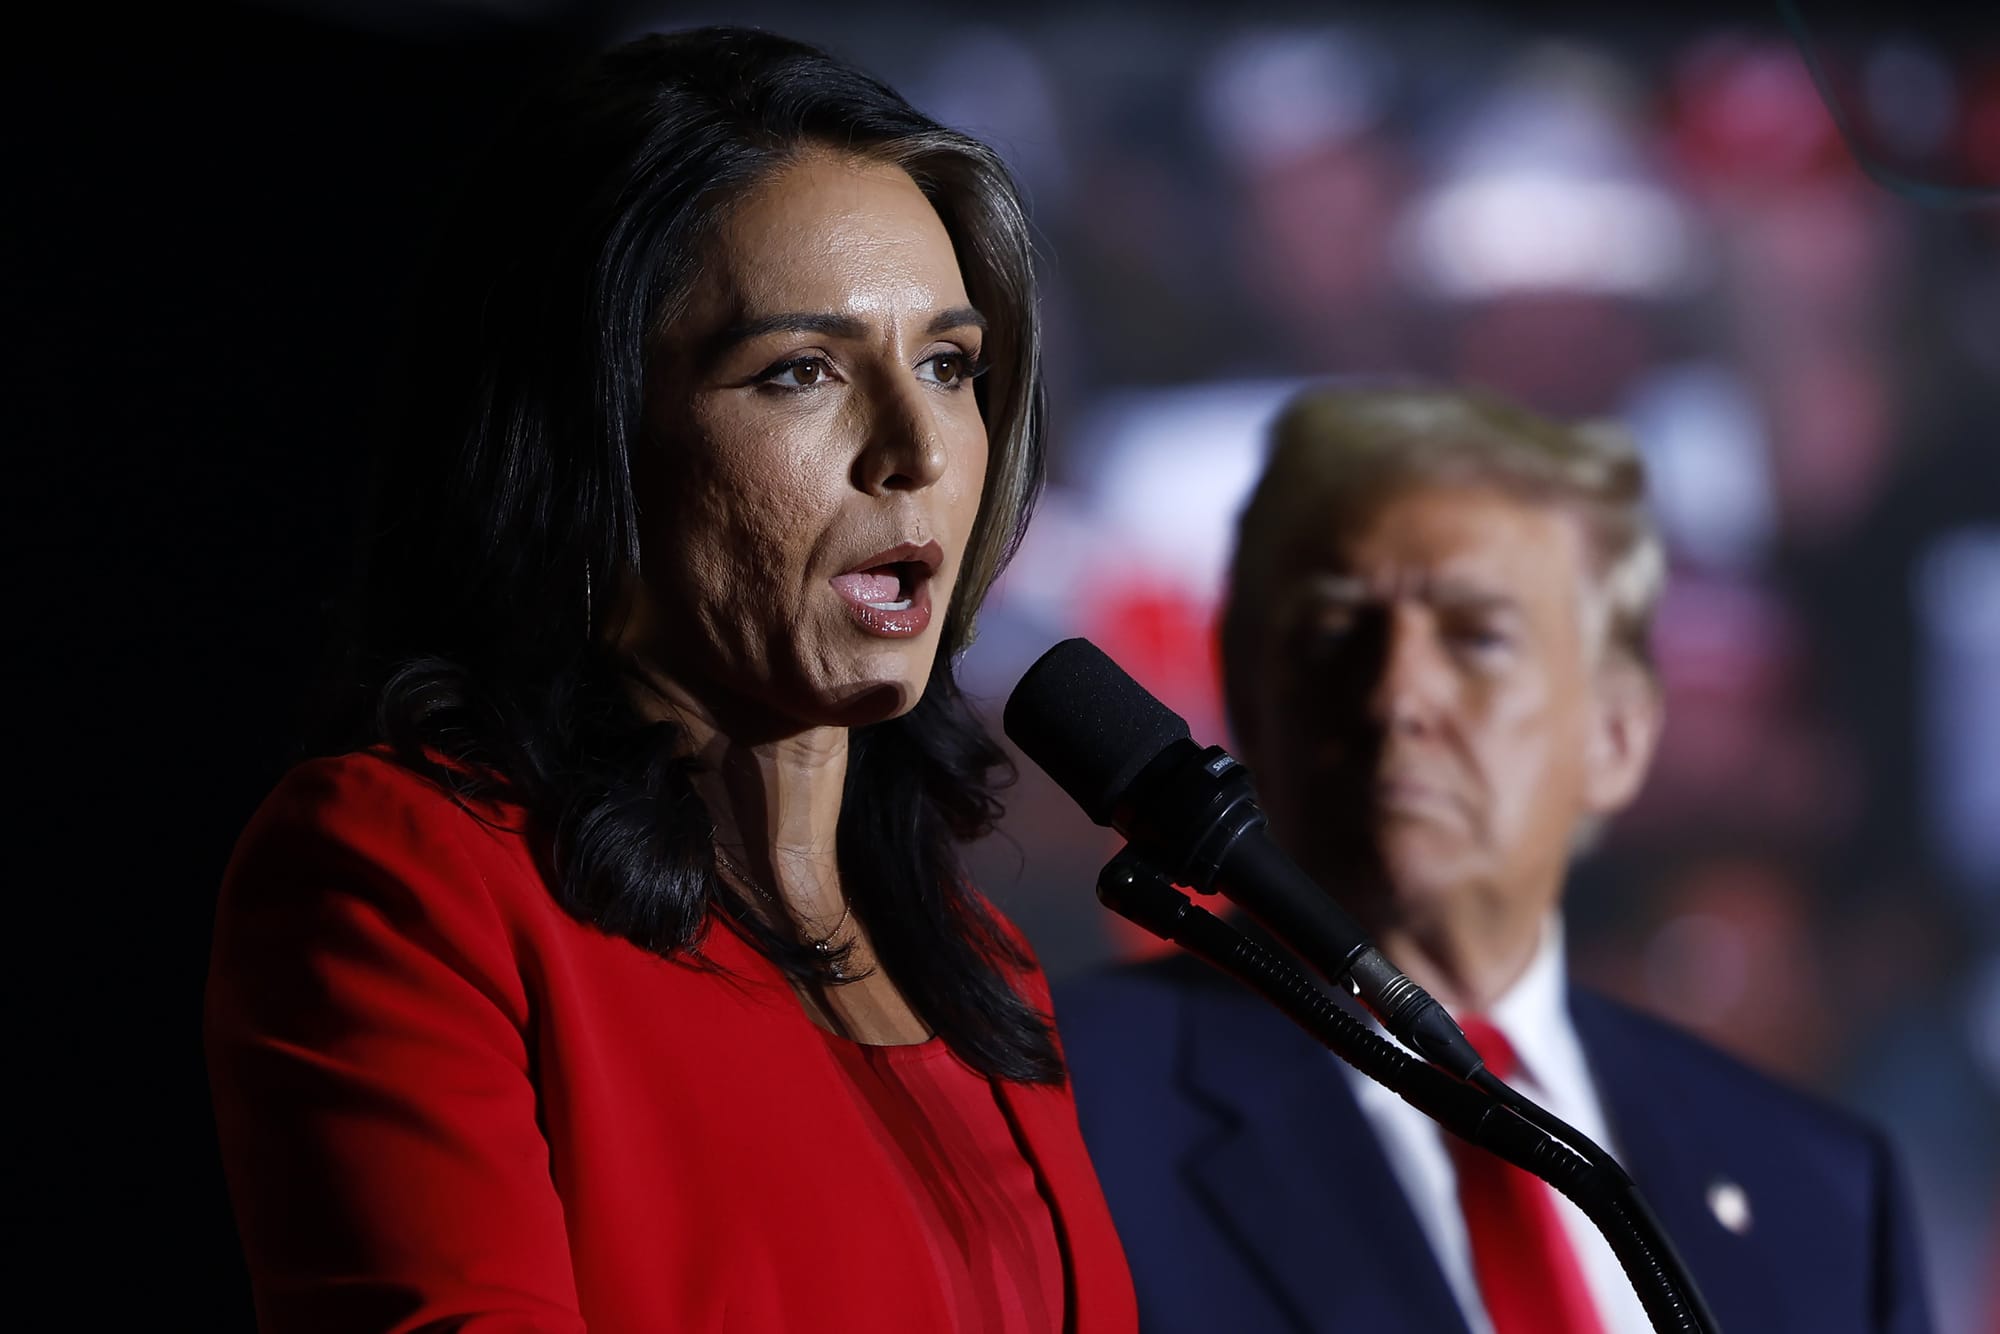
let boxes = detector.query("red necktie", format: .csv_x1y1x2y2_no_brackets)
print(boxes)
1446,1015,1606,1334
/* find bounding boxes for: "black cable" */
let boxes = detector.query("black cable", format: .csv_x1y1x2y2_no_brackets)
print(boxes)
1097,850,1721,1334
1471,1070,1724,1334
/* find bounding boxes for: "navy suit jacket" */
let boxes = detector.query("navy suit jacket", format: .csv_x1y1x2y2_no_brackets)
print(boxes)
1056,953,1932,1333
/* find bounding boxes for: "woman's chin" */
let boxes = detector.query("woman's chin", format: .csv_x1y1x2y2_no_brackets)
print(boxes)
793,651,937,728
816,678,922,728
818,640,941,717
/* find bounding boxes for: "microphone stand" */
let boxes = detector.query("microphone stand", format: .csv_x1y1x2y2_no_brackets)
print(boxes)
1096,848,1723,1334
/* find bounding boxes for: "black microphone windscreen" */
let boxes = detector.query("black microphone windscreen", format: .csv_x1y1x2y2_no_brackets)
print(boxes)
1003,638,1192,827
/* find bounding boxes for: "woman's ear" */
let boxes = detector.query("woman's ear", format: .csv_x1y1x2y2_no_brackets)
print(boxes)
1583,655,1664,816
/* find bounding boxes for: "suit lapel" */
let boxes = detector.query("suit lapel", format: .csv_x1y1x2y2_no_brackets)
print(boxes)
995,1071,1138,1332
1570,989,1784,1333
1177,978,1473,1334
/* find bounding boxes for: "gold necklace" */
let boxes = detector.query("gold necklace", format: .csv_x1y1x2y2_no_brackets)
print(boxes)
712,846,855,982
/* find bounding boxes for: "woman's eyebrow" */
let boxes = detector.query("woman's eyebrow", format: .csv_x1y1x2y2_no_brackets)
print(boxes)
925,305,987,336
709,304,989,358
712,311,871,351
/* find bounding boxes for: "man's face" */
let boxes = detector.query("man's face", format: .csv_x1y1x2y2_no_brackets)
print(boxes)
1235,482,1649,940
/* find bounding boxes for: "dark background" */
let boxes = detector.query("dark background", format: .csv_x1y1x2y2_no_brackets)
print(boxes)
9,1,1993,1325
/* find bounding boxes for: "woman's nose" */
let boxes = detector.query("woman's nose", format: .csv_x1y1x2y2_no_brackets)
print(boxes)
853,381,947,495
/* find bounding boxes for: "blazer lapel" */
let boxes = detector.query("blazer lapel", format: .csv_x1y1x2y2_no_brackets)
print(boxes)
1570,989,1784,1333
1177,978,1473,1334
996,1071,1139,1333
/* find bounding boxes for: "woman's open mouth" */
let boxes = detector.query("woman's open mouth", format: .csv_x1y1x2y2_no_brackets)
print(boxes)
829,541,943,638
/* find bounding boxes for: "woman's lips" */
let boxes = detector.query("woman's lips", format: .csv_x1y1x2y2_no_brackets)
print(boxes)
831,540,943,638
830,566,933,637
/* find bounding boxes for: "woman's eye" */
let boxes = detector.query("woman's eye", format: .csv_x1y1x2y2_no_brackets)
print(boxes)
759,357,834,390
920,349,987,387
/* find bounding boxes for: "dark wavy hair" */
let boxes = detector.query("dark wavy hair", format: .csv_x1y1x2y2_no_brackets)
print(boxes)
325,27,1057,1082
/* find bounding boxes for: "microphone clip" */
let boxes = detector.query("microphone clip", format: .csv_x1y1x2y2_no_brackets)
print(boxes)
1110,741,1266,898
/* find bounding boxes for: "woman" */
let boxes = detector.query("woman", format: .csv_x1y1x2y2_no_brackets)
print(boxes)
204,27,1137,1333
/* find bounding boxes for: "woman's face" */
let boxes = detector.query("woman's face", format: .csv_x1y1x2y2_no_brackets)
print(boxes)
625,151,991,736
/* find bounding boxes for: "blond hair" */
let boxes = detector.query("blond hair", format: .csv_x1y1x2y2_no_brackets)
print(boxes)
1223,384,1665,734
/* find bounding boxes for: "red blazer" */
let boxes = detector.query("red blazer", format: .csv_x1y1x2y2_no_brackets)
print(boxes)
205,751,1138,1333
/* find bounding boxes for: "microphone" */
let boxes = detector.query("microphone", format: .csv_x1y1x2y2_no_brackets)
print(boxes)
1003,637,1483,1080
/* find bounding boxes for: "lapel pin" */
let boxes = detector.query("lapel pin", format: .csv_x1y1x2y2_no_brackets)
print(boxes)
1706,1178,1752,1235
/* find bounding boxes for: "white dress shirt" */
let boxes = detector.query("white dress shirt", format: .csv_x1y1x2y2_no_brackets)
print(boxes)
1338,917,1654,1334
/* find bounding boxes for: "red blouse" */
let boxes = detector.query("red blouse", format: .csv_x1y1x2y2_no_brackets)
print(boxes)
825,1035,1066,1334
204,751,1137,1333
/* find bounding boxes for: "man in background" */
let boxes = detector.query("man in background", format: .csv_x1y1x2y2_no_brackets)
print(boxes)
1055,386,1932,1333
